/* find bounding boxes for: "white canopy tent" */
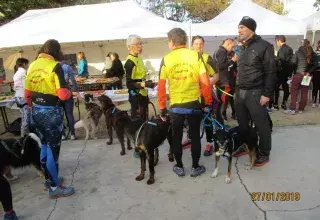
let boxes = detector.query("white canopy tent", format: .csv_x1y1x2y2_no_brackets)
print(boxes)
191,0,306,52
304,11,320,46
0,0,188,49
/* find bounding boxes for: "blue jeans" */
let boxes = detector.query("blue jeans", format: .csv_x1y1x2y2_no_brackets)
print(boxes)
62,97,75,136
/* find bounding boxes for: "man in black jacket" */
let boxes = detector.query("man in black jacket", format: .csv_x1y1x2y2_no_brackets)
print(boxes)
233,16,277,167
271,35,293,110
214,38,236,124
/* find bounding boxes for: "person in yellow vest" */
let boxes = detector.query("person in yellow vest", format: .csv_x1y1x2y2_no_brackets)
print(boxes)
124,34,155,121
158,28,212,177
191,35,220,156
24,39,74,199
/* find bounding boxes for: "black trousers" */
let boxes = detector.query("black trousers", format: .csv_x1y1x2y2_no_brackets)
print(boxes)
235,89,272,156
0,175,13,212
270,79,289,107
170,112,202,168
216,86,230,125
129,94,148,121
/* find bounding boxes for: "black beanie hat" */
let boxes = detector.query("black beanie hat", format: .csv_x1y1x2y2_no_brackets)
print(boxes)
239,16,257,32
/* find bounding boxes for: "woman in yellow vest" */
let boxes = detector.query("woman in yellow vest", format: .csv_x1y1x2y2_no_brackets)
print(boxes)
124,35,155,121
25,39,74,199
190,35,218,157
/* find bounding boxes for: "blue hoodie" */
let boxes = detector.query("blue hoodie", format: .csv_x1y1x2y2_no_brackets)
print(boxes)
78,59,88,77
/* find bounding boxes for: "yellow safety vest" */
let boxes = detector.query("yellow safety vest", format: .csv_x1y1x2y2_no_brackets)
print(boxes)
25,53,61,96
159,47,207,106
125,54,147,96
201,53,215,77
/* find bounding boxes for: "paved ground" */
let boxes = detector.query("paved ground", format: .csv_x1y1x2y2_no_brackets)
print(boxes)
1,125,320,220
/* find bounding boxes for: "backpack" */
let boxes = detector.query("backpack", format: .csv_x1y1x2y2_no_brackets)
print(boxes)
8,117,22,135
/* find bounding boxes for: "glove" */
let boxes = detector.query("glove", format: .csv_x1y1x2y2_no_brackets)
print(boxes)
203,105,212,113
160,108,168,121
144,80,156,88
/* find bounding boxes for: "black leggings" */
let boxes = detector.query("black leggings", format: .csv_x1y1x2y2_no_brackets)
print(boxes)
270,80,289,107
170,112,202,168
129,94,149,121
0,175,13,212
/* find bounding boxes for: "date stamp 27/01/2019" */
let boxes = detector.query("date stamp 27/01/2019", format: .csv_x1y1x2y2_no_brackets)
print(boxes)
250,192,300,201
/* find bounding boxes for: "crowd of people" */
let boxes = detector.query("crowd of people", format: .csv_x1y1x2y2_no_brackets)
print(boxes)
2,15,320,220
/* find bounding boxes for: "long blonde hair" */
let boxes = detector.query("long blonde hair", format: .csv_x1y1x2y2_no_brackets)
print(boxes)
302,39,312,64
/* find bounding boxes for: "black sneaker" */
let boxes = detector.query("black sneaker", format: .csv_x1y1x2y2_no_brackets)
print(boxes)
273,105,279,111
190,165,206,177
281,104,287,110
254,155,270,167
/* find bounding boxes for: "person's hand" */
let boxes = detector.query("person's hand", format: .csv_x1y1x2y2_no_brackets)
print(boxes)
260,95,270,106
145,80,156,88
203,105,212,113
160,108,168,121
306,72,310,77
232,54,238,62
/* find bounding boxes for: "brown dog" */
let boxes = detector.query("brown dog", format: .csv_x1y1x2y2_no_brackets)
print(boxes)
98,95,144,155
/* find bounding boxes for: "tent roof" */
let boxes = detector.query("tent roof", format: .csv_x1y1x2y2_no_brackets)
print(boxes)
304,11,320,31
0,0,187,49
192,0,306,36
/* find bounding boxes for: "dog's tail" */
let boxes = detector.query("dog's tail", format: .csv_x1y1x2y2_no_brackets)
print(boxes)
75,120,85,129
28,133,41,148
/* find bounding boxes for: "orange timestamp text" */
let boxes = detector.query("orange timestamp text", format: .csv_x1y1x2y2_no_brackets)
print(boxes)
250,192,300,201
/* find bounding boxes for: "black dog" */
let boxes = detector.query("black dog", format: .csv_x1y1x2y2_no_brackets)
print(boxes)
98,95,144,155
0,133,42,177
211,124,258,184
135,115,174,185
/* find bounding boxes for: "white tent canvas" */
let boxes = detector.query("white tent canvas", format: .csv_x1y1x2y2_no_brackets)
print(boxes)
0,0,188,49
304,11,320,31
192,0,306,37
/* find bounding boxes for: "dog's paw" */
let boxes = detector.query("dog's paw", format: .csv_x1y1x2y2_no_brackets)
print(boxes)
127,146,133,150
92,136,98,140
147,178,155,185
211,169,219,178
135,174,144,181
245,164,253,170
225,177,231,184
120,151,125,156
107,141,112,145
85,137,89,141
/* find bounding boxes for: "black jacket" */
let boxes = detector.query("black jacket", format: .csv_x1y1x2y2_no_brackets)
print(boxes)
291,46,317,74
236,34,277,98
215,46,235,87
276,43,294,79
106,59,125,78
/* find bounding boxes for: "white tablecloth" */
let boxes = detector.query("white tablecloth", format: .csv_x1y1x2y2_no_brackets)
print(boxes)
79,88,158,103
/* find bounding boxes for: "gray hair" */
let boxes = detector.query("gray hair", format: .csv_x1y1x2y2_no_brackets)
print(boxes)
126,34,142,48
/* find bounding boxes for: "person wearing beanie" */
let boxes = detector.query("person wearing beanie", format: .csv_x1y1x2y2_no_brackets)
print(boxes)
233,16,277,167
